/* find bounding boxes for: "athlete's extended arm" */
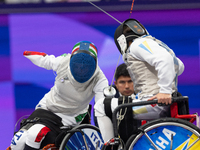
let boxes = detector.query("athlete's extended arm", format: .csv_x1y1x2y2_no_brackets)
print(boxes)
23,51,64,71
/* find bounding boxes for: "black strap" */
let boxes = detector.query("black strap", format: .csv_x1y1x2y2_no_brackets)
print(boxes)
20,109,64,134
118,96,139,143
104,97,113,121
104,96,140,143
112,85,120,98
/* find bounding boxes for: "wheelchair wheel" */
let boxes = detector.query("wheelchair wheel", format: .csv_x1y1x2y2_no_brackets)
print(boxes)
59,124,104,150
126,118,200,150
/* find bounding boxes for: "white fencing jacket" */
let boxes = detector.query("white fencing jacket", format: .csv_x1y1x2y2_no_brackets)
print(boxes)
24,52,108,125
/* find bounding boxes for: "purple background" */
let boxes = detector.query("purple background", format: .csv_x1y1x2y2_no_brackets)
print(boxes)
0,8,200,149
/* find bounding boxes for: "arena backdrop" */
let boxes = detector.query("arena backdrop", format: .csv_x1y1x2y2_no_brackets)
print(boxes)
0,8,200,149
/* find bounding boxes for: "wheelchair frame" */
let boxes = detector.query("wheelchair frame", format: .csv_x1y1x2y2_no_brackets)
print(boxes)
104,96,200,150
51,96,200,150
112,96,199,138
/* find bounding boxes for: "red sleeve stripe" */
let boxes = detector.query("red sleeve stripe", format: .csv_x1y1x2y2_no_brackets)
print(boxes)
23,51,46,57
35,126,51,143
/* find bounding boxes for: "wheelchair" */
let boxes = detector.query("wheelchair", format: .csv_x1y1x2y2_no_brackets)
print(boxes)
8,96,200,150
101,96,200,150
7,104,105,150
7,124,104,150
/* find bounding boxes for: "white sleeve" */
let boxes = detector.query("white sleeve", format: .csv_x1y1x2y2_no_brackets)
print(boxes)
177,57,185,76
129,39,175,94
93,76,109,103
97,116,114,142
24,52,67,71
94,97,117,142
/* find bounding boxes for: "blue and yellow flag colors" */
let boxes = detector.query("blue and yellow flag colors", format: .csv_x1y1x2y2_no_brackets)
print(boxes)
139,41,153,54
175,134,200,150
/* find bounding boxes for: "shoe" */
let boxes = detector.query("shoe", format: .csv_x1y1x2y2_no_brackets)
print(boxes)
6,146,11,150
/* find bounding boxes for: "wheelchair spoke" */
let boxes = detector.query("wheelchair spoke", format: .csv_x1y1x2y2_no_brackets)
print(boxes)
144,132,159,150
95,141,99,150
82,133,89,150
185,137,200,150
170,134,173,150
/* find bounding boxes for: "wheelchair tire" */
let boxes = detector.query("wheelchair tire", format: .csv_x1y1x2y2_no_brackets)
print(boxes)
126,117,200,150
59,124,104,150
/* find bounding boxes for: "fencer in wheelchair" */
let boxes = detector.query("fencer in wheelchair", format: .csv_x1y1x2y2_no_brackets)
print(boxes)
96,95,200,150
7,41,109,150
94,18,191,149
